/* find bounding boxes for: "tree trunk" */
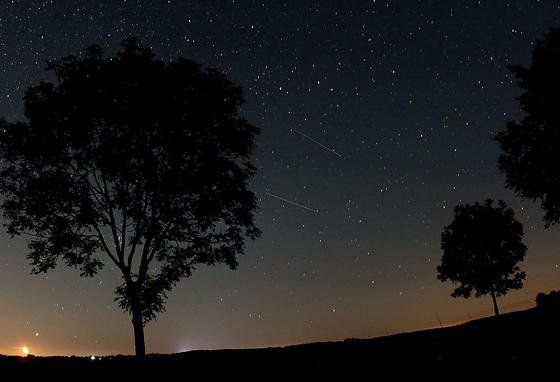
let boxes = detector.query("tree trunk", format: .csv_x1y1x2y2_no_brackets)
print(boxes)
490,290,500,316
131,305,146,358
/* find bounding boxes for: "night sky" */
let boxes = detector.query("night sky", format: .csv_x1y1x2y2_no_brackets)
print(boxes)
1,0,559,356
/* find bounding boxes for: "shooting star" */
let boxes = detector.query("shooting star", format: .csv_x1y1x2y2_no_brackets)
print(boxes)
265,192,318,213
293,129,344,159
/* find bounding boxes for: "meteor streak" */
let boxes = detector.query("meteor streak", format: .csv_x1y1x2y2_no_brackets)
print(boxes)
265,192,318,213
293,129,344,158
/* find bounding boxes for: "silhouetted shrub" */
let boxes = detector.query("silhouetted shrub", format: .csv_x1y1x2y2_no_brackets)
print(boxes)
535,290,560,311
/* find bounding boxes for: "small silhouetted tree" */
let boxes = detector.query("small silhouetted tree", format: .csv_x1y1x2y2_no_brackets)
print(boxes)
0,38,260,357
437,200,527,316
496,28,560,227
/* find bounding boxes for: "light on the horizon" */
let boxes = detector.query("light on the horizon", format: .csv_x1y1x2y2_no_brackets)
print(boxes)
178,345,190,353
21,346,29,355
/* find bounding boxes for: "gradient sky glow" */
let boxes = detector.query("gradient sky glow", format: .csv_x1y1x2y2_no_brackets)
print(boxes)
1,0,559,356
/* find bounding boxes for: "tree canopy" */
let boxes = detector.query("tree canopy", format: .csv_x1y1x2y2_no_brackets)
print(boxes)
0,38,260,356
496,28,560,227
437,200,527,316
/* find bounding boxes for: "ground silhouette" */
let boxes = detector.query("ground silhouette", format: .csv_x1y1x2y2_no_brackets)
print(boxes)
3,292,558,377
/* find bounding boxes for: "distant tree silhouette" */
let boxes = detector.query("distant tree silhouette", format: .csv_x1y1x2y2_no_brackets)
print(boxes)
496,28,560,227
0,38,260,357
437,200,527,316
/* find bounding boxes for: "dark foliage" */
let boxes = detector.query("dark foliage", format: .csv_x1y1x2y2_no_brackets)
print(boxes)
437,200,527,315
0,38,260,356
496,28,560,227
536,290,560,311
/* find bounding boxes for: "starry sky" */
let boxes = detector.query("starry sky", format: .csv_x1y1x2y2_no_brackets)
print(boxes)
1,0,559,356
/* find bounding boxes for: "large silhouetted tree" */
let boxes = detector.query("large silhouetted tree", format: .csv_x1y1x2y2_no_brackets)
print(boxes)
0,38,260,357
496,28,560,227
437,200,527,316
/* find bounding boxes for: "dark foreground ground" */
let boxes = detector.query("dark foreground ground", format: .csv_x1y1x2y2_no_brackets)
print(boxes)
2,305,559,378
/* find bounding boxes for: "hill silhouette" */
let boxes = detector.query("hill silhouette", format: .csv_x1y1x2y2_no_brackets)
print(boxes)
2,293,558,378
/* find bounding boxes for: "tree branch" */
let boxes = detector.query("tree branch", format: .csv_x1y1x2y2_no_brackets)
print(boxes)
120,186,128,258
91,223,123,272
65,161,106,220
66,160,125,266
101,176,123,261
126,193,150,273
137,236,153,285
147,222,173,263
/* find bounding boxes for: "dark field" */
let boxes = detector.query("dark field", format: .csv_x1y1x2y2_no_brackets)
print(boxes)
3,304,558,378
